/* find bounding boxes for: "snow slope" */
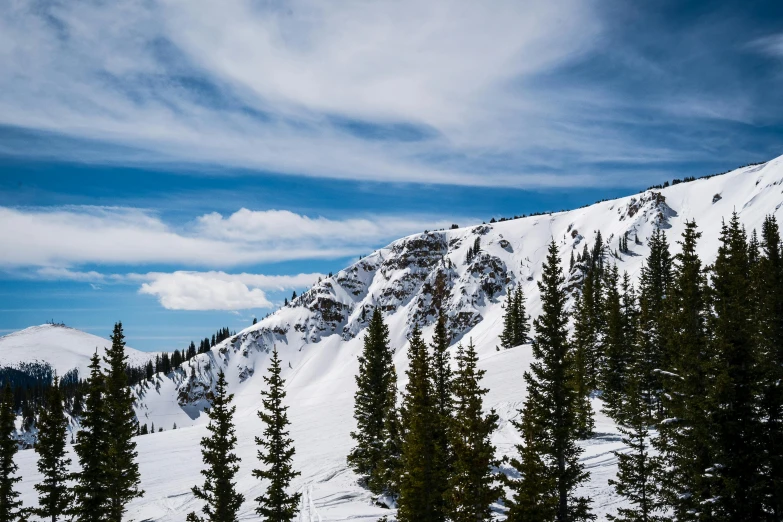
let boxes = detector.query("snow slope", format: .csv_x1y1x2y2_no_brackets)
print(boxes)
0,324,157,378
10,156,783,520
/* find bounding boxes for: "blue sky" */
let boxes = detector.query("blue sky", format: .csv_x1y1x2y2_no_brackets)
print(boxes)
1,0,782,351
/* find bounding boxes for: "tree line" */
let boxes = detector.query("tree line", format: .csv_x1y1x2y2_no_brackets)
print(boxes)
348,212,783,521
0,325,238,442
0,324,302,522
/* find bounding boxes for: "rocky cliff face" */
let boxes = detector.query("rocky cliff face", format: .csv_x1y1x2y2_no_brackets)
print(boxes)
140,154,783,413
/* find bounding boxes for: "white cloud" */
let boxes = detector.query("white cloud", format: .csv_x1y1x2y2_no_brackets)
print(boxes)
0,205,457,268
139,271,323,311
30,267,323,310
195,209,457,243
139,273,271,311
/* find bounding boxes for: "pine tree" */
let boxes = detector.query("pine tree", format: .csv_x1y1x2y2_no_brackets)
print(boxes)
103,323,143,521
429,312,452,522
708,213,764,519
756,215,783,519
500,287,517,349
378,370,403,499
607,374,664,522
501,287,530,349
570,275,596,438
446,339,501,522
0,385,22,522
601,265,635,418
347,309,398,494
254,346,301,522
34,377,73,522
187,371,244,522
513,286,530,345
73,352,109,522
654,221,713,521
507,240,593,522
397,325,439,522
637,228,672,415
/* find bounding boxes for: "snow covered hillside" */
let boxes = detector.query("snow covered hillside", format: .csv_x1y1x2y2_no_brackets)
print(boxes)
0,324,156,378
10,156,783,520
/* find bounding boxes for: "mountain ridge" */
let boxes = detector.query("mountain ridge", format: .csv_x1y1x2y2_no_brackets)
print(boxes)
6,154,783,520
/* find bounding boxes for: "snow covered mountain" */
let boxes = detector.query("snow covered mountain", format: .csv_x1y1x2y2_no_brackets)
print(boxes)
0,324,157,378
10,156,783,521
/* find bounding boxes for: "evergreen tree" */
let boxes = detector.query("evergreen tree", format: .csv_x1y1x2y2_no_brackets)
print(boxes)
500,287,517,349
347,309,398,495
607,374,664,522
507,240,593,522
34,377,73,522
429,312,452,522
708,213,764,519
103,322,143,521
186,371,244,522
637,228,672,415
570,276,596,438
446,339,501,522
654,221,713,521
378,371,403,499
253,346,301,522
601,265,636,418
500,287,530,349
572,235,604,393
397,326,439,522
73,352,109,522
756,215,783,519
0,385,22,522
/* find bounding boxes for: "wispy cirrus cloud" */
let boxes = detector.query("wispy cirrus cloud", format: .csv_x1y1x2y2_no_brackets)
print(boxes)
0,0,607,188
1,0,780,189
749,33,783,58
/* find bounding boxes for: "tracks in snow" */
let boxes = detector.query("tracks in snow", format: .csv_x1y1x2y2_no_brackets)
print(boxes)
300,483,323,522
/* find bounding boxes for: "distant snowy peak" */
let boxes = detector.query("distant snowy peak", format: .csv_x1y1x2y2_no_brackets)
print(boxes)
0,324,157,378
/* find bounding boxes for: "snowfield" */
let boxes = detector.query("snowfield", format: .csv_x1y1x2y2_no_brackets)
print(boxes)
8,156,783,520
0,324,157,378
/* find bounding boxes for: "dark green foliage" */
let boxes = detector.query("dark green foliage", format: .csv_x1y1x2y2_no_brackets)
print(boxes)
571,232,606,395
607,374,664,522
73,352,109,522
347,309,399,495
429,313,452,521
446,339,501,522
187,371,244,522
570,275,596,438
0,385,22,522
708,213,764,519
654,221,714,521
102,322,143,521
601,266,637,419
378,376,403,499
34,376,73,521
507,240,593,522
756,215,783,519
637,228,672,414
397,326,439,522
500,286,530,349
254,346,301,522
